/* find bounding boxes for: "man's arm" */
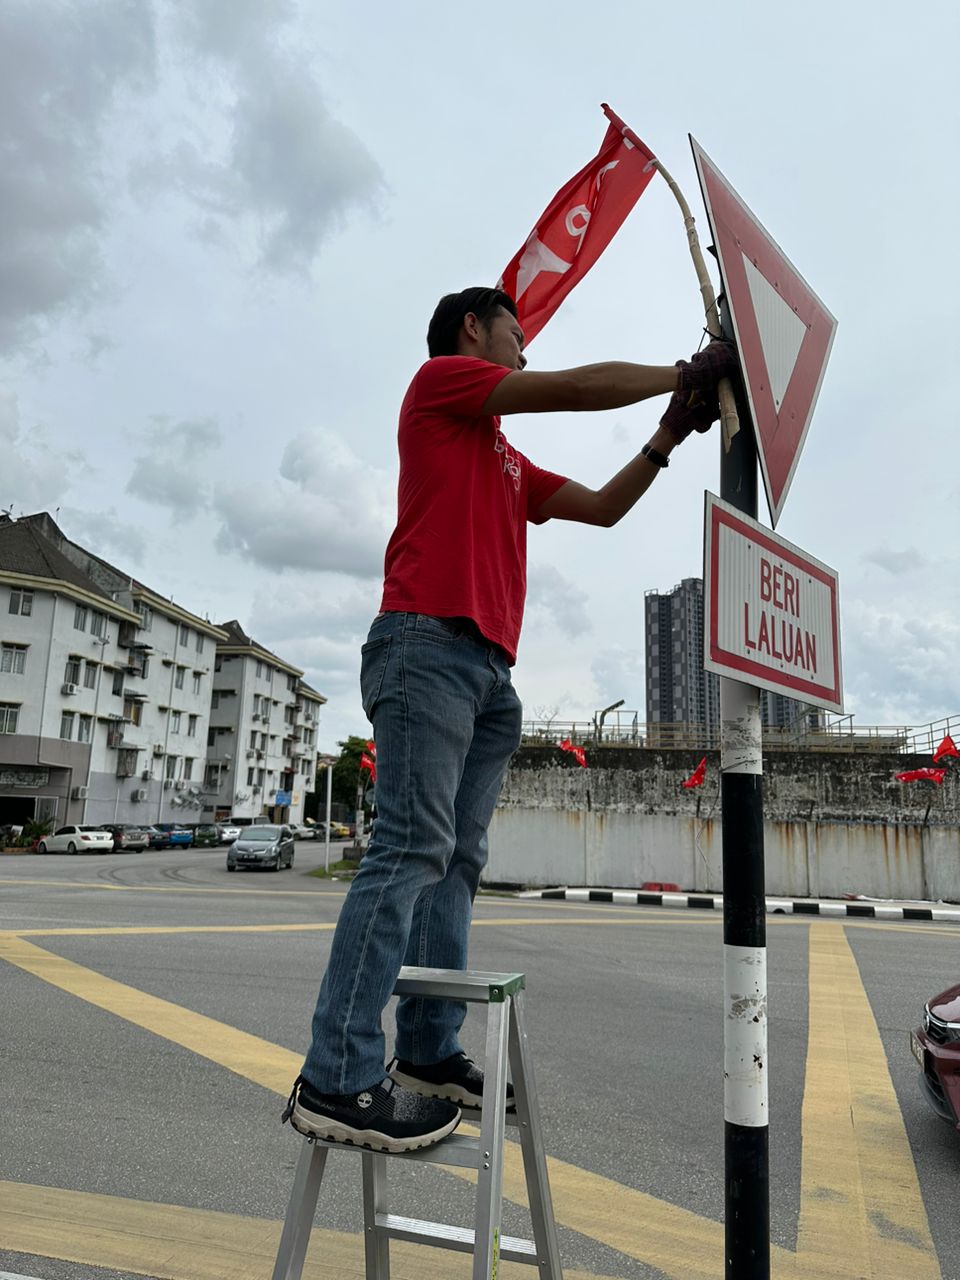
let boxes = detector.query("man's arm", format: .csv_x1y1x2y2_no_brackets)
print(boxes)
482,363,680,416
533,423,678,527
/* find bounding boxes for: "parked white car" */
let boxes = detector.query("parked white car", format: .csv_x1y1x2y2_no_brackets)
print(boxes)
287,823,316,840
37,825,114,854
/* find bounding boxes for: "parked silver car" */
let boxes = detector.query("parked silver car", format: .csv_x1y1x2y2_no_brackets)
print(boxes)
226,824,295,872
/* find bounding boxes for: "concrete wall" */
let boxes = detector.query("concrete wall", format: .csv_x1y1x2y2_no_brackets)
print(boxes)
485,747,960,900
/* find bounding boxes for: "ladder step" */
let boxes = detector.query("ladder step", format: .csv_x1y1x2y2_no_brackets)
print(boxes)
376,1213,539,1264
395,966,525,1003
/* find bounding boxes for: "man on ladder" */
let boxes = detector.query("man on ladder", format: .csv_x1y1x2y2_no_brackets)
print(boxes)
283,285,736,1153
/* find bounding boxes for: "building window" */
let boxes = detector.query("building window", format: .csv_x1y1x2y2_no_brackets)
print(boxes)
195,633,204,654
74,604,88,631
135,602,153,631
192,672,201,695
247,767,255,785
112,669,124,696
171,710,181,733
183,757,194,781
255,660,263,678
9,590,33,616
211,691,220,710
165,755,177,780
179,624,189,646
187,715,197,737
1,644,27,674
214,655,222,672
175,666,185,689
257,768,265,785
90,611,106,638
78,715,93,744
64,657,81,685
60,711,75,740
249,729,258,748
117,749,138,777
266,667,273,685
0,703,19,733
123,698,143,726
84,661,98,689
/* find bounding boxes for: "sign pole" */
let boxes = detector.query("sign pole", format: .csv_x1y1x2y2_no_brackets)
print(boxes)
719,302,769,1280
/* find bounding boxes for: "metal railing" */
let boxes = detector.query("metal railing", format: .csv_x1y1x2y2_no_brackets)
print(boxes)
520,712,959,755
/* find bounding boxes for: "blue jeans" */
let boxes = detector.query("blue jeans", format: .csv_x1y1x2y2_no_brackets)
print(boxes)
302,612,523,1095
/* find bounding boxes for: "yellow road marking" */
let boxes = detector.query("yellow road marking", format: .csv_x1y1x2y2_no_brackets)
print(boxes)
0,911,947,1278
0,934,297,1093
797,923,939,1278
0,1179,620,1280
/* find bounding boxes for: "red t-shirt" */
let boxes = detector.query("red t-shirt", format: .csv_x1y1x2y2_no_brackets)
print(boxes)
380,355,568,663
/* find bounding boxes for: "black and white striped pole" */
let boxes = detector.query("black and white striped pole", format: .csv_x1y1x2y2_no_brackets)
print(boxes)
719,311,769,1280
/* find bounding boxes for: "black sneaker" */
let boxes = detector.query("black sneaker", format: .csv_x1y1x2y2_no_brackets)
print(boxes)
281,1075,460,1153
389,1052,516,1112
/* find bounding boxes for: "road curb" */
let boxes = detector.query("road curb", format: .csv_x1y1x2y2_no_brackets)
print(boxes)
518,886,960,922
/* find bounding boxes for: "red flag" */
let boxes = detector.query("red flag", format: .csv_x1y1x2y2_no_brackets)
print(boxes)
360,752,377,783
682,758,707,790
499,107,657,344
559,738,588,768
932,735,959,764
365,740,377,757
895,768,946,785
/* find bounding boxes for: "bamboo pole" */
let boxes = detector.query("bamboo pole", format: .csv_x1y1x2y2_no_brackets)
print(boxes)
601,104,740,448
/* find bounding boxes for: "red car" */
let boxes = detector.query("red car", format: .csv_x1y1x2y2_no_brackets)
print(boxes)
911,982,960,1129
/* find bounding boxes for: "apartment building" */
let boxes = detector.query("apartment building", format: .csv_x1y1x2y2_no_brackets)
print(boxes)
644,577,817,737
0,513,226,828
205,621,325,825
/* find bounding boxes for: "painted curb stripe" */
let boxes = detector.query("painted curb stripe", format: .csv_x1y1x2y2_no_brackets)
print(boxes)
517,888,960,922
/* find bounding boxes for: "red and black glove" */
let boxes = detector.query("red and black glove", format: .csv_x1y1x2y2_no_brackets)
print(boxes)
660,387,721,444
675,339,740,395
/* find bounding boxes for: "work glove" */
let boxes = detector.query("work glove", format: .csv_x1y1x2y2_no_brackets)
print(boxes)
660,387,721,444
675,339,740,395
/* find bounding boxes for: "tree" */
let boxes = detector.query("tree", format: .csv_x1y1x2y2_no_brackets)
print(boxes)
331,736,372,811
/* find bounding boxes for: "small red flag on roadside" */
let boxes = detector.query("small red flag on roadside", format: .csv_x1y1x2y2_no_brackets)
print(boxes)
499,108,657,344
559,738,588,768
895,768,946,786
360,752,377,783
682,758,707,790
932,735,958,764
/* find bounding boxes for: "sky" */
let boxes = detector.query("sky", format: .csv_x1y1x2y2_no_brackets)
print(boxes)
3,0,959,754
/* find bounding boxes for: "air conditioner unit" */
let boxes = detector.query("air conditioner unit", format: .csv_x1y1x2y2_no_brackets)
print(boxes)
62,683,79,696
174,780,186,791
246,749,256,759
71,785,89,800
141,769,152,781
153,744,165,756
132,788,148,802
252,713,261,721
163,779,173,789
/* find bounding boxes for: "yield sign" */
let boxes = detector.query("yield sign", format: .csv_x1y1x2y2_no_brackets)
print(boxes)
691,140,837,527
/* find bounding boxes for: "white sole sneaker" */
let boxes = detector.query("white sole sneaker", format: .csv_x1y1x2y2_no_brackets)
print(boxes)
291,1098,461,1153
389,1066,516,1112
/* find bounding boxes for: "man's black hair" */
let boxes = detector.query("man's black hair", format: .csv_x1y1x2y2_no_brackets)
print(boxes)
426,287,518,358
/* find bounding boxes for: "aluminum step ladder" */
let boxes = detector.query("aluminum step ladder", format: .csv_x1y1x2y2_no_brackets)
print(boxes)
273,966,563,1280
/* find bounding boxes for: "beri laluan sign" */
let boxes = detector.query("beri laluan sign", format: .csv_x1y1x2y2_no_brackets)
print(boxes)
703,493,843,714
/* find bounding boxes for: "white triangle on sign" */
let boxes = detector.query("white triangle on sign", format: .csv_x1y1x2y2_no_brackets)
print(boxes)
741,253,808,410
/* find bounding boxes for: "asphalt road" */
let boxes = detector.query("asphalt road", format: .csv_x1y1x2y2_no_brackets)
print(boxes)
0,845,958,1280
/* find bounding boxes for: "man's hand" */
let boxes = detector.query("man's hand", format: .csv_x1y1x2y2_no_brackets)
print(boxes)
660,387,721,444
675,339,740,395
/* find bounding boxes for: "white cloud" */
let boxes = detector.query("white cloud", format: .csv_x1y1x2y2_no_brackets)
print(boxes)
525,563,592,638
160,0,385,273
0,0,155,349
59,506,147,564
0,387,82,511
126,417,222,515
214,429,392,576
842,600,960,724
862,547,929,576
